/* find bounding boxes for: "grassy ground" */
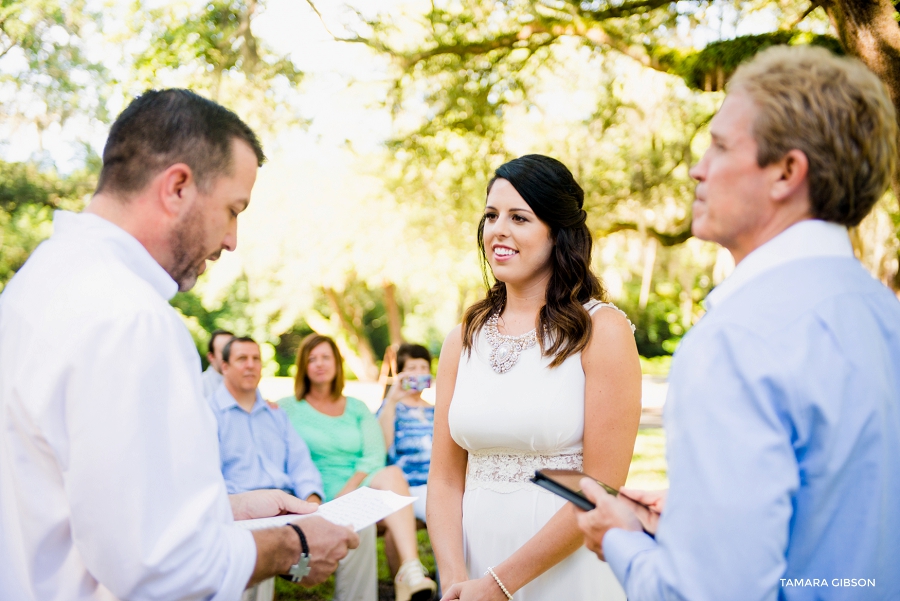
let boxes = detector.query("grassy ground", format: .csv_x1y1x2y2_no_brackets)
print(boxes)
275,428,667,601
624,427,668,490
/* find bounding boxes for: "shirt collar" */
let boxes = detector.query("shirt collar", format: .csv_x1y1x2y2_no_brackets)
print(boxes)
704,220,853,312
214,384,266,414
52,210,178,300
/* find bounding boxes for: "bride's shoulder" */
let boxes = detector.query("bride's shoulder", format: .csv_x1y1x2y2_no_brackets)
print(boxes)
441,324,464,355
585,300,635,333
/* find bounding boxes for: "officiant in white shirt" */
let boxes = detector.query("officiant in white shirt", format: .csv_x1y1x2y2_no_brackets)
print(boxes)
0,89,358,601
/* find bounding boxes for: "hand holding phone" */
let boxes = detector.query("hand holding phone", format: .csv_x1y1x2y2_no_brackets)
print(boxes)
531,469,659,536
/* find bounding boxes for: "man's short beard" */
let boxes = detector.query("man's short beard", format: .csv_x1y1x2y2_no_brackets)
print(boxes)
168,201,208,292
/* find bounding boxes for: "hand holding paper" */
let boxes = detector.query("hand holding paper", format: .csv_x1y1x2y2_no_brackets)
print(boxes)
235,487,416,532
229,489,318,521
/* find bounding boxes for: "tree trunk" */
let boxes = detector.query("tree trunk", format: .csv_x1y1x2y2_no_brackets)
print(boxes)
824,0,900,290
382,281,403,346
323,287,379,380
638,237,657,310
238,0,260,74
824,1,900,195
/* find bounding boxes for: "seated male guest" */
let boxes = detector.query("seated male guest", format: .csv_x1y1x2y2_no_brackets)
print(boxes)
210,336,324,502
210,336,324,601
210,336,376,601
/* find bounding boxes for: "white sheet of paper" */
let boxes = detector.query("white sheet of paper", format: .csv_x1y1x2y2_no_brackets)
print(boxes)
234,487,416,532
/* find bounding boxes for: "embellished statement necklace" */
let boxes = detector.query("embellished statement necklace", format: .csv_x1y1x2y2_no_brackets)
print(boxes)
485,312,538,374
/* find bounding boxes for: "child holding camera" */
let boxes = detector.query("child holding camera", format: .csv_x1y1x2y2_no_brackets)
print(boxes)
377,343,434,523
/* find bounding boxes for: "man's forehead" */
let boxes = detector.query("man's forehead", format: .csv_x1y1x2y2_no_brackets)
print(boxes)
711,92,756,135
232,341,260,354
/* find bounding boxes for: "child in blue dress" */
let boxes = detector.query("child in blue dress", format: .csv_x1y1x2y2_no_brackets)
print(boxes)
377,343,434,523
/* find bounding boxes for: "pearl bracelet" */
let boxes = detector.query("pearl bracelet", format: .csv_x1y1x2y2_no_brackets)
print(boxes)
485,566,513,600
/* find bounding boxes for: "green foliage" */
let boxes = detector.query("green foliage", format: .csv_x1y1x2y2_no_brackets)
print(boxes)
617,279,684,357
5,0,898,377
273,323,315,377
170,275,257,368
0,0,108,127
625,427,668,490
640,355,672,376
0,160,95,290
128,0,305,133
673,31,844,91
368,0,691,153
133,0,301,87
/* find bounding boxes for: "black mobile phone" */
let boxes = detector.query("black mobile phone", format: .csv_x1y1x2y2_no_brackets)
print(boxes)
531,469,659,536
531,469,608,510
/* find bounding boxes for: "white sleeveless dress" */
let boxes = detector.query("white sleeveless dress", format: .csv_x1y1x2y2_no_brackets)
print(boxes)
449,300,629,600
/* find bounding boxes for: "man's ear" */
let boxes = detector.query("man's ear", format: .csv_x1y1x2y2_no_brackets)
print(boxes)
207,352,216,365
159,163,197,216
770,149,809,204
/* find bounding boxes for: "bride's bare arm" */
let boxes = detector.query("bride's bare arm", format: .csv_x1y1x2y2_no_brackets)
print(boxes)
465,307,642,598
426,326,470,588
581,306,642,489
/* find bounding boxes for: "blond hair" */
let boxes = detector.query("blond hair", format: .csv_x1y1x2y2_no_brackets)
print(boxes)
728,45,898,226
293,334,344,401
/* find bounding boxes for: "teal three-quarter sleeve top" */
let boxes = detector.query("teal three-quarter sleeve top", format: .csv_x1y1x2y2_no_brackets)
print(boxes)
279,396,386,501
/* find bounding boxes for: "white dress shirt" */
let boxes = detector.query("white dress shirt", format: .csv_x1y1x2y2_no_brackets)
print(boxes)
0,211,256,601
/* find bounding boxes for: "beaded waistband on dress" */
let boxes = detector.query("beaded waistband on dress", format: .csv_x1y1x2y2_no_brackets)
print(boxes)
465,447,583,493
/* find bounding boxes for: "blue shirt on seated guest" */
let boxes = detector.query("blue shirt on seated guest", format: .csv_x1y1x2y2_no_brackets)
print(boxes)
208,336,323,502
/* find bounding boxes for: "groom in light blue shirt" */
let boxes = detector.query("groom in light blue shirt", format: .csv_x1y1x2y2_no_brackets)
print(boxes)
578,46,900,600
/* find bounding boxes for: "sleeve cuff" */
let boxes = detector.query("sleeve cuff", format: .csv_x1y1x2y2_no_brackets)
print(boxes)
297,486,325,501
209,525,257,601
603,528,657,586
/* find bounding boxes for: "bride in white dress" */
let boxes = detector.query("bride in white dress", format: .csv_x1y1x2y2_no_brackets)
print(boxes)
428,154,642,600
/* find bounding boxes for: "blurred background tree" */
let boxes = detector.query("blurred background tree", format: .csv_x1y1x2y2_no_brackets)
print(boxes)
2,0,898,374
304,0,900,356
0,0,106,292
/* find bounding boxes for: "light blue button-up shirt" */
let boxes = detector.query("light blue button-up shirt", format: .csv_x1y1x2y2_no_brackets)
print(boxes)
604,221,900,600
209,384,324,500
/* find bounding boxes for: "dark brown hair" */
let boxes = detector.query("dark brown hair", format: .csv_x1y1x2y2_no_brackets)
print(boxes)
97,89,266,196
293,334,344,401
207,329,234,356
462,154,605,367
222,336,256,363
396,343,432,373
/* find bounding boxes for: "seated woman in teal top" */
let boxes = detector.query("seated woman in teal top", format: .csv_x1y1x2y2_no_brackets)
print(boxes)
280,334,436,601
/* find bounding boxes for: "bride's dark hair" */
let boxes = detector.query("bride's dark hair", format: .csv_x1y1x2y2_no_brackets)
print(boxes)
461,154,605,367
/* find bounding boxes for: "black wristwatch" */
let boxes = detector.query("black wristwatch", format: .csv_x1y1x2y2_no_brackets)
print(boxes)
280,524,311,583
